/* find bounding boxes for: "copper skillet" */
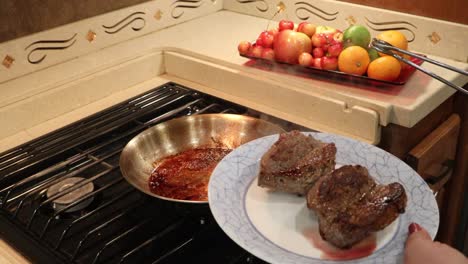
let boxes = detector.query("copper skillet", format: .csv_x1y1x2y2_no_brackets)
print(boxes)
119,114,285,204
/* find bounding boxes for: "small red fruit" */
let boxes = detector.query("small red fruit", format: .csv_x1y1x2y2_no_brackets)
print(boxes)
322,56,338,70
311,33,327,48
313,57,323,69
256,37,264,47
298,52,313,66
332,31,343,44
238,41,252,55
312,47,325,58
279,20,294,31
268,28,279,37
327,44,343,57
251,45,263,58
297,22,316,37
261,48,275,60
259,31,274,48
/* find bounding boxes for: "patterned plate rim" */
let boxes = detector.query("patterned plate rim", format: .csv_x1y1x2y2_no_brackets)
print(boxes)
208,132,439,264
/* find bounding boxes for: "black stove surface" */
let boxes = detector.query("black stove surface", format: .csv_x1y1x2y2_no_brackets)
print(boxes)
0,82,276,264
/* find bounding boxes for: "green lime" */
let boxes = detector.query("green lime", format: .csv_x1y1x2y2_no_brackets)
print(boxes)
367,48,380,61
343,25,371,49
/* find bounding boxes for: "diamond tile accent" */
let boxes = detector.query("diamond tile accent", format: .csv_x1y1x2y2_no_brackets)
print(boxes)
2,55,14,68
86,30,97,42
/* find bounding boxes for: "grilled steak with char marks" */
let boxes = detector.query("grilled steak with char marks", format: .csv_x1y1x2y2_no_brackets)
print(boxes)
307,165,407,249
258,130,336,195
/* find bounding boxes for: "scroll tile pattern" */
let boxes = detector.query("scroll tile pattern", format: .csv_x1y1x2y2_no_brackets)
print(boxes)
236,0,269,12
0,0,221,82
222,0,468,63
102,12,146,34
209,132,439,264
172,0,205,18
294,2,339,21
25,33,77,64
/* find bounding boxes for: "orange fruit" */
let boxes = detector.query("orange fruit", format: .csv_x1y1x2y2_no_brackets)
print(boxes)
398,54,411,70
376,30,409,69
367,56,401,81
375,30,408,55
338,46,370,76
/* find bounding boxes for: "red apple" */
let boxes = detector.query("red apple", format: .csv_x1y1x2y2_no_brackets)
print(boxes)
313,57,323,69
312,47,325,58
261,48,275,60
274,30,312,64
297,22,316,37
256,37,264,47
259,31,274,48
311,33,327,48
321,56,338,70
279,20,294,31
268,28,279,39
238,41,252,55
251,45,263,58
327,44,343,57
332,31,343,44
298,52,313,66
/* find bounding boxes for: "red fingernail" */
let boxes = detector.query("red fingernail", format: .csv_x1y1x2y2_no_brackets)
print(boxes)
409,223,422,234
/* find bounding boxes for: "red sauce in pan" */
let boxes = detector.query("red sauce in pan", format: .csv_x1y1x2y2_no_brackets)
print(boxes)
303,227,376,260
148,147,232,201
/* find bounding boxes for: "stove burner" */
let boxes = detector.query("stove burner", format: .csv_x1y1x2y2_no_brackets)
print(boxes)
0,82,274,263
46,177,94,213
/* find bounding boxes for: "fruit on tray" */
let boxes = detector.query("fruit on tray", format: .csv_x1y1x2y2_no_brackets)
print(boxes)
298,52,313,66
279,20,295,31
367,56,401,81
297,22,316,37
376,30,410,69
274,30,312,64
376,30,408,55
367,48,380,62
338,46,370,75
238,41,252,55
237,21,409,82
343,25,371,48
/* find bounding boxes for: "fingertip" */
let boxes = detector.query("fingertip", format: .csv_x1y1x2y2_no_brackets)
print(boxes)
408,223,422,234
407,222,432,241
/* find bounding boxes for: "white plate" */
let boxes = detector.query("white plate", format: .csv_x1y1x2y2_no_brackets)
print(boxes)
208,132,439,264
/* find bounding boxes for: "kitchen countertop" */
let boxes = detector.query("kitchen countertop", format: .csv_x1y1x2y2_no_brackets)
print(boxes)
1,11,467,144
0,9,467,262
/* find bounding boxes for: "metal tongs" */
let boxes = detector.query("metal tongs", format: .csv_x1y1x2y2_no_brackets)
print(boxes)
371,38,468,95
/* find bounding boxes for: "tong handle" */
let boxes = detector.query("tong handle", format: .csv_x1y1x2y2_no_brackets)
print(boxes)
371,39,468,95
394,53,468,95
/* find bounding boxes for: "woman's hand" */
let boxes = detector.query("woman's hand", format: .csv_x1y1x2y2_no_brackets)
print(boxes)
404,223,467,264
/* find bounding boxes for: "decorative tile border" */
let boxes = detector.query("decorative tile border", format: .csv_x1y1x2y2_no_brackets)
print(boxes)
25,33,78,64
0,0,222,83
101,11,146,34
223,0,468,63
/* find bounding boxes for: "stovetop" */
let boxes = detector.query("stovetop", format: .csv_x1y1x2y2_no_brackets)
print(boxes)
0,82,305,264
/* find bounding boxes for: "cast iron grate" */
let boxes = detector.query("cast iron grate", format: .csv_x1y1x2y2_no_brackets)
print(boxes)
0,82,266,264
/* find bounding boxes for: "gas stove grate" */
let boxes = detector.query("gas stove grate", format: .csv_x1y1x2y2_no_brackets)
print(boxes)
0,82,266,264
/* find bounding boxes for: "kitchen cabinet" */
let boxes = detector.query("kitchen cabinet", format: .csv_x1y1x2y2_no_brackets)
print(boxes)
380,91,468,245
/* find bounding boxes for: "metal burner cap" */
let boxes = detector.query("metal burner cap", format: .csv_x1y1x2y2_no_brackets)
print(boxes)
46,177,94,213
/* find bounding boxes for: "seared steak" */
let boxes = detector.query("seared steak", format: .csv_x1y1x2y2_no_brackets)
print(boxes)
307,165,407,249
258,130,336,195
